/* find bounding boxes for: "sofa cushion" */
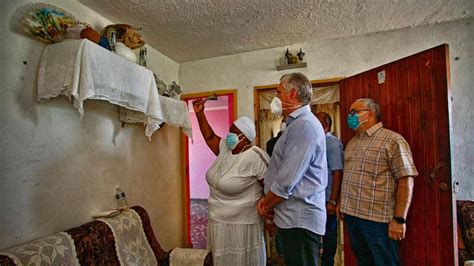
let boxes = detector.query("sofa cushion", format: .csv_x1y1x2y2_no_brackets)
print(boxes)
66,220,119,265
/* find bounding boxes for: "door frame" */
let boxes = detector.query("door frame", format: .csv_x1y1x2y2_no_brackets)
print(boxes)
180,89,237,247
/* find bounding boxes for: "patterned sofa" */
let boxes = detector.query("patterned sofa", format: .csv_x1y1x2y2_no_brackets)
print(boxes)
458,200,474,265
0,206,212,265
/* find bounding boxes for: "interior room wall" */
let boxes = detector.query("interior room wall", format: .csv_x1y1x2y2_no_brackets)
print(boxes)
180,18,474,200
0,0,182,250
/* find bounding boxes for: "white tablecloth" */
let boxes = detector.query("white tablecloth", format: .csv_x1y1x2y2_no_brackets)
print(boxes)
37,39,163,139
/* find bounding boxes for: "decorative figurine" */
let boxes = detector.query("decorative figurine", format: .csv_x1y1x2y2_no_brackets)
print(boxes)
285,49,294,64
297,48,305,62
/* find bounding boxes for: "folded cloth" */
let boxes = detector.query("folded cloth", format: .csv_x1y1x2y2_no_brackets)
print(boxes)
170,247,210,266
37,39,163,139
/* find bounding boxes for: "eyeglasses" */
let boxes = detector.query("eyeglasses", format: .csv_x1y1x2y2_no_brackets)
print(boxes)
348,109,370,115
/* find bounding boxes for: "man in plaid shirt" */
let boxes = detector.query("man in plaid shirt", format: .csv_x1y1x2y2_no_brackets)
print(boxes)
336,98,418,265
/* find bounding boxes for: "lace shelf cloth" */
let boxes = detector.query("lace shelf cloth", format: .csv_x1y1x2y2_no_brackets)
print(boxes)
120,95,192,139
37,39,163,139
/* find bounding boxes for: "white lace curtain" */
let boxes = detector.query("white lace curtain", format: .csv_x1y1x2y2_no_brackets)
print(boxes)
258,85,340,151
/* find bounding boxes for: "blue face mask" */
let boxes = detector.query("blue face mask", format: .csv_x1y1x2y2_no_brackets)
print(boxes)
347,111,368,130
347,114,360,130
226,133,243,150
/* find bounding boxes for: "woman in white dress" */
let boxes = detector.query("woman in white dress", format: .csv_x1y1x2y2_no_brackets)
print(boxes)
193,98,270,266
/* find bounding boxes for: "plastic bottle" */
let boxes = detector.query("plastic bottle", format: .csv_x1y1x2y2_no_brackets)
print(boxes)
139,47,147,66
108,29,117,52
115,186,129,210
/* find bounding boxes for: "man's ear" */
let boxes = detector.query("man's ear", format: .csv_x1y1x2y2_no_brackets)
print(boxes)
366,110,375,121
289,88,298,99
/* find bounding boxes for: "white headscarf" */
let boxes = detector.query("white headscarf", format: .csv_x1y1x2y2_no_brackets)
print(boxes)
234,116,256,142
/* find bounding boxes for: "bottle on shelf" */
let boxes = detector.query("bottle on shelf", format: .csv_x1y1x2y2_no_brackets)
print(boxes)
108,29,117,52
115,186,129,210
139,47,147,66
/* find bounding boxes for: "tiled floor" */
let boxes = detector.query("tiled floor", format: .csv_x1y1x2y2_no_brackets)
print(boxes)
190,199,208,249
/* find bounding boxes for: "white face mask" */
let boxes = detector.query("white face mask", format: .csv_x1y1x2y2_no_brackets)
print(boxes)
270,96,301,116
270,97,283,116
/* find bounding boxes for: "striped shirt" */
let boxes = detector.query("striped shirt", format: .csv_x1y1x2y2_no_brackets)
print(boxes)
340,122,418,223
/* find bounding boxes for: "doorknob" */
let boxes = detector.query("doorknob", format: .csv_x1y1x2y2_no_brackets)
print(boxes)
428,162,443,185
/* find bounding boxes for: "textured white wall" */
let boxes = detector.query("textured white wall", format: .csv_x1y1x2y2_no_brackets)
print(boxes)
180,18,474,200
0,0,181,250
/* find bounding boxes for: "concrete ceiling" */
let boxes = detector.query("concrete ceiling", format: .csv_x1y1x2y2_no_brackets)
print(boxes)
79,0,473,63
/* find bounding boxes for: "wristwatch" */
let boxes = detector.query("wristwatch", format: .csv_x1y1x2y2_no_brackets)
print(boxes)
393,216,406,224
328,200,337,206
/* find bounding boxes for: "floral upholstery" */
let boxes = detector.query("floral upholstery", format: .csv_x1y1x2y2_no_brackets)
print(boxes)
66,220,119,265
458,200,474,264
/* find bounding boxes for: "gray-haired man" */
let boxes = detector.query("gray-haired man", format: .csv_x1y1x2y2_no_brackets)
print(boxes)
257,72,327,266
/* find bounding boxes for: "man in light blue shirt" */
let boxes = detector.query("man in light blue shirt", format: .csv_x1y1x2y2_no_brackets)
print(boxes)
316,112,344,266
257,72,327,266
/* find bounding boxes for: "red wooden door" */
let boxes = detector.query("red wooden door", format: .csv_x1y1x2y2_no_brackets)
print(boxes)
339,44,456,265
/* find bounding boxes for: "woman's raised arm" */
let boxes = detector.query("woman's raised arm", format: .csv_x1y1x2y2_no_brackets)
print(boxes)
192,98,221,155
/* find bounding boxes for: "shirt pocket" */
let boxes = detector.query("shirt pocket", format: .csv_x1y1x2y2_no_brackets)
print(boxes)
360,147,388,179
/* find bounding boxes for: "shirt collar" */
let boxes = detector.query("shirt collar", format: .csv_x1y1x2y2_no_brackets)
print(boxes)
365,122,383,137
286,105,311,125
326,132,334,137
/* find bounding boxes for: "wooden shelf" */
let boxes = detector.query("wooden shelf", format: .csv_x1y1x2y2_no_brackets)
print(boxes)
276,62,307,71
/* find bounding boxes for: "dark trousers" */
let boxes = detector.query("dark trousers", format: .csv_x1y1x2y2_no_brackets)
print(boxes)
279,227,321,266
275,231,284,255
345,215,400,266
321,214,338,266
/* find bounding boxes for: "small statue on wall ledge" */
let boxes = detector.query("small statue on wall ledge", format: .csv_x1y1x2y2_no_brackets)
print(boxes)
284,49,305,65
297,48,305,62
285,49,293,64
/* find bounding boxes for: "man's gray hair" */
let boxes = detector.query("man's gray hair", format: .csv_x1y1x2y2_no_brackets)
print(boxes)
280,72,312,105
356,98,381,121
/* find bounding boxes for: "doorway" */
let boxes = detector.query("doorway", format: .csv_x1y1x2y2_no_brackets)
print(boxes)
180,90,237,248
